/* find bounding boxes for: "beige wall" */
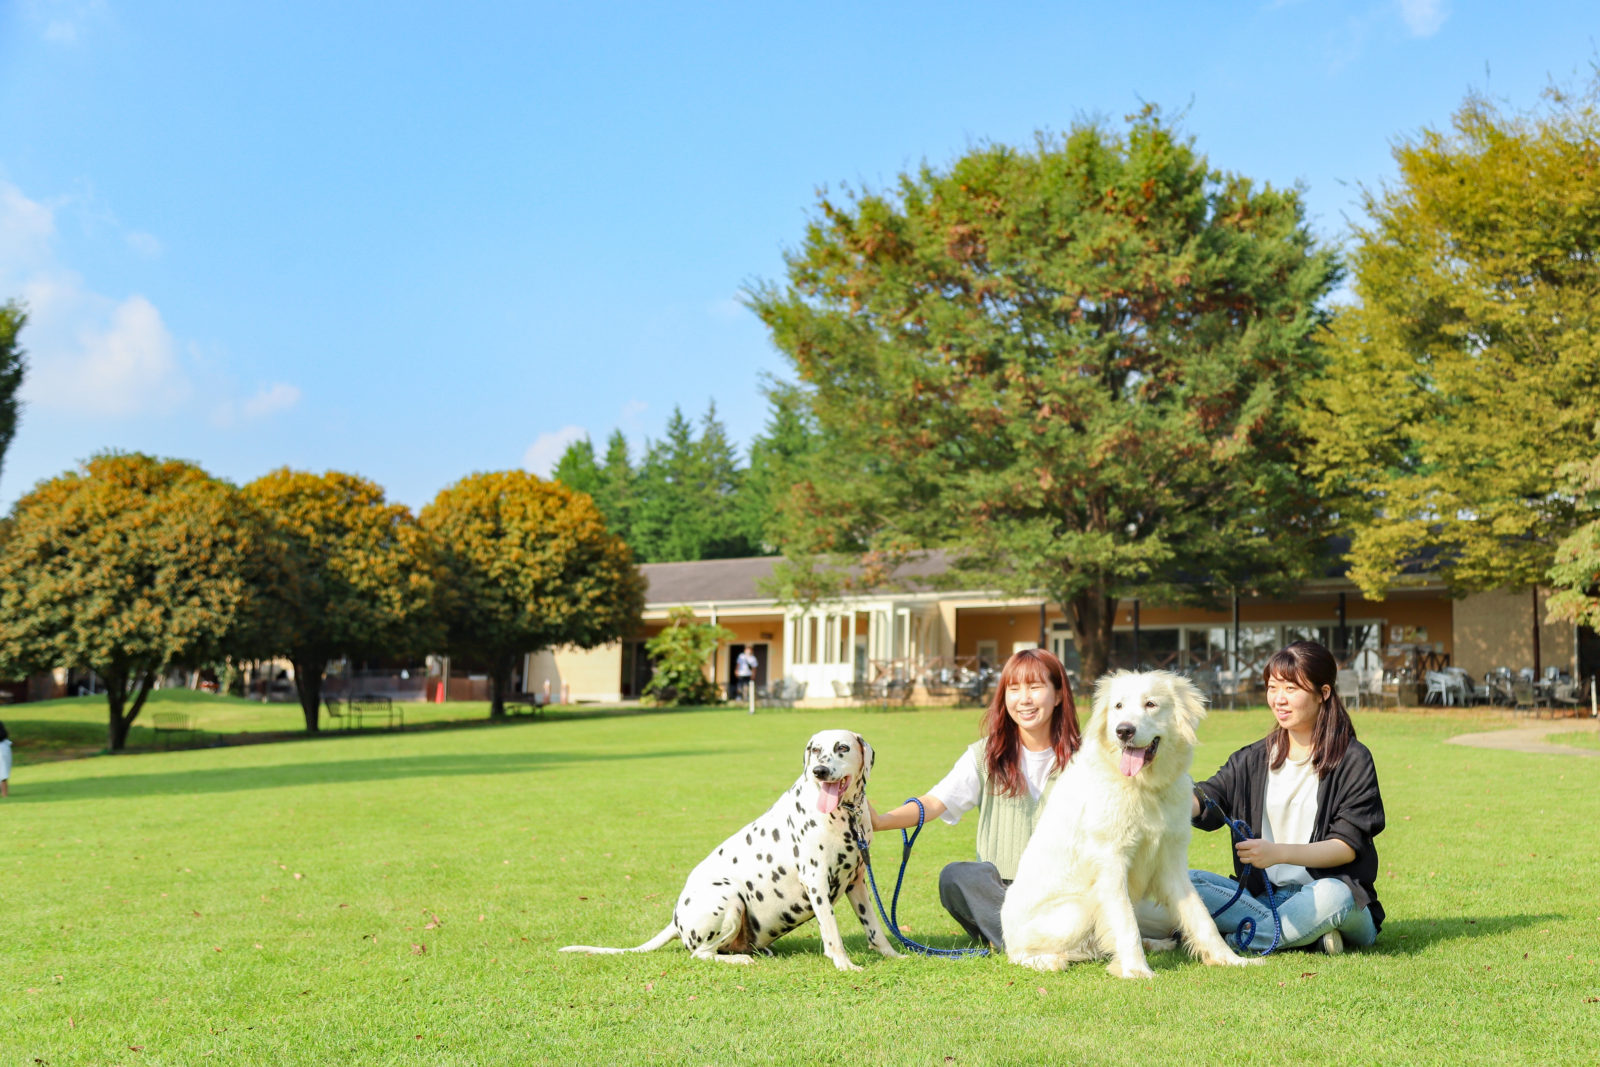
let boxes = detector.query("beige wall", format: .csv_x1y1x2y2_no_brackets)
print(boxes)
1453,587,1575,678
541,644,625,703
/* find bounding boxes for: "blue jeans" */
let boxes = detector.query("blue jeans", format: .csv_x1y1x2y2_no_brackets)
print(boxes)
1188,869,1377,953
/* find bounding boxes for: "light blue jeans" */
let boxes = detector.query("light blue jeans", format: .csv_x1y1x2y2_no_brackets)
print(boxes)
1188,870,1377,953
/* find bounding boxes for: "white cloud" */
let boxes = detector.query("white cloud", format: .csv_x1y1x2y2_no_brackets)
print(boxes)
125,230,162,258
21,287,190,415
523,425,589,477
240,382,301,419
1396,0,1447,38
27,0,108,45
0,182,57,266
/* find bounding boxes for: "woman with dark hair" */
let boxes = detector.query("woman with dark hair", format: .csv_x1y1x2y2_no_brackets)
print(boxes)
1189,640,1386,954
871,648,1080,949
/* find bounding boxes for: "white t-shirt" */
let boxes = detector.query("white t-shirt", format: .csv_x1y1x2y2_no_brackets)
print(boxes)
928,743,1058,825
1261,753,1319,888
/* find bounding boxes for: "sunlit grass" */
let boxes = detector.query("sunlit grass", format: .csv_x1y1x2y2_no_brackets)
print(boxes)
5,701,1597,1065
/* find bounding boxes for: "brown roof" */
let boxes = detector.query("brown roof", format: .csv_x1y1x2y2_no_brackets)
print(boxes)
640,551,955,607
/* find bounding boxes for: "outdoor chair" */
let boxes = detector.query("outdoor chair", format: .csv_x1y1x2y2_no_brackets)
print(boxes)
323,697,351,730
1335,668,1361,711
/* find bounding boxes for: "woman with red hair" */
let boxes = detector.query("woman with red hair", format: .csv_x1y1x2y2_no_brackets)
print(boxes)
872,648,1080,950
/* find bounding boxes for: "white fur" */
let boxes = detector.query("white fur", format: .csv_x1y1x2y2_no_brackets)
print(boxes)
1001,670,1258,978
561,729,899,971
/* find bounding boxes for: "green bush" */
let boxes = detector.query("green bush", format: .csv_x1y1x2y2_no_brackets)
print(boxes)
641,606,733,706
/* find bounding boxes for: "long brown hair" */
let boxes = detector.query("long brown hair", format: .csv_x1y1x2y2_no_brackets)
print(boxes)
1263,640,1356,776
982,648,1079,797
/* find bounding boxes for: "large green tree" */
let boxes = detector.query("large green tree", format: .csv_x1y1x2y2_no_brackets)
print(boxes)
750,111,1340,681
0,300,25,490
1302,80,1600,600
243,469,440,733
0,453,271,751
420,471,644,717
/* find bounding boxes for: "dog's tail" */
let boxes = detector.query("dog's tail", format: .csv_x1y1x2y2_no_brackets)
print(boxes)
560,922,678,955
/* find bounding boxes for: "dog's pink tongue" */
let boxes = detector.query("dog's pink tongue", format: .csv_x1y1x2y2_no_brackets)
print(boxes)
1120,746,1148,777
816,779,845,814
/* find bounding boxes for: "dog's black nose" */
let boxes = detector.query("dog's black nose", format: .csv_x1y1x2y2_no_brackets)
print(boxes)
1115,722,1135,743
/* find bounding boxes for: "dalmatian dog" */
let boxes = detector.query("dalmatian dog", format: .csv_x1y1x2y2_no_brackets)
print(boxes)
561,729,899,970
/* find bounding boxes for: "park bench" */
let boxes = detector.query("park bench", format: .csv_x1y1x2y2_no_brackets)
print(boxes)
350,694,402,730
151,711,195,748
504,692,549,718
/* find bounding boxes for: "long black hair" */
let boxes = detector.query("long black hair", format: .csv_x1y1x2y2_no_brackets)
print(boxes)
1262,640,1355,776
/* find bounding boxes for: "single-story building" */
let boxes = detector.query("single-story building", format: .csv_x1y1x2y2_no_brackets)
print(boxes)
526,552,1597,706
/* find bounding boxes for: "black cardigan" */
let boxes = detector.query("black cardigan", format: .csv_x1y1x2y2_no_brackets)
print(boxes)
1192,737,1386,932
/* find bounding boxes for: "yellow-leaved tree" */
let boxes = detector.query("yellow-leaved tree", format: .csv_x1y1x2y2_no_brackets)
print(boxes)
243,469,441,732
420,471,644,717
0,453,273,751
1302,78,1600,601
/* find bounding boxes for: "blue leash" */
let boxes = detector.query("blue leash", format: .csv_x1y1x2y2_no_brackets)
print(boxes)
1196,790,1283,956
851,798,989,958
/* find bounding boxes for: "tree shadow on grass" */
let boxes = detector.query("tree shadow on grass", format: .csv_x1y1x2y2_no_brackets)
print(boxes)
11,747,720,803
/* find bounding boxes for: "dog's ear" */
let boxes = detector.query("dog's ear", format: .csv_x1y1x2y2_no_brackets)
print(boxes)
1170,674,1208,746
854,733,874,786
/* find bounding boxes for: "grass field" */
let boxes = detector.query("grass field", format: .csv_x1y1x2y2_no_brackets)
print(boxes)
4,695,1598,1065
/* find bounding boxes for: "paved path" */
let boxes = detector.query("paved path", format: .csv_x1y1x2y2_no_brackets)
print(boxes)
1447,718,1600,757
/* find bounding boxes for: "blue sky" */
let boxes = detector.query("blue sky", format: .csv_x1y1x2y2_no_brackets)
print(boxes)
0,1,1593,512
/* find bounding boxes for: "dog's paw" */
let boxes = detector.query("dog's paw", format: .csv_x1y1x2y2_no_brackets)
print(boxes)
1011,953,1068,972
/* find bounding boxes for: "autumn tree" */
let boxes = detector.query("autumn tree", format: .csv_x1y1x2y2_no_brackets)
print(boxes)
0,453,271,751
0,300,25,489
1302,79,1600,601
750,111,1340,681
243,469,440,733
420,471,644,717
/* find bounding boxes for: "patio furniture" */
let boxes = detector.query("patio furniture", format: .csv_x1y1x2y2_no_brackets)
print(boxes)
323,697,352,730
1335,669,1361,711
151,710,195,748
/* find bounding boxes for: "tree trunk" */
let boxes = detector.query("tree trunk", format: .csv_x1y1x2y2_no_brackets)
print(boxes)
105,668,156,752
1065,587,1118,692
291,655,325,733
489,653,513,718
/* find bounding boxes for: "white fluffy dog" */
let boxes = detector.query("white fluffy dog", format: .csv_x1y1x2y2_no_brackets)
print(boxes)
1001,670,1257,978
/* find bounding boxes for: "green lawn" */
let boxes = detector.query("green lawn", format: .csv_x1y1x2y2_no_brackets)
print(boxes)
4,698,1597,1065
0,690,637,765
1548,724,1600,750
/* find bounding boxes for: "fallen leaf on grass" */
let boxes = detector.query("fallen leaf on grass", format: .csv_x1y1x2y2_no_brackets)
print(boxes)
411,943,427,956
